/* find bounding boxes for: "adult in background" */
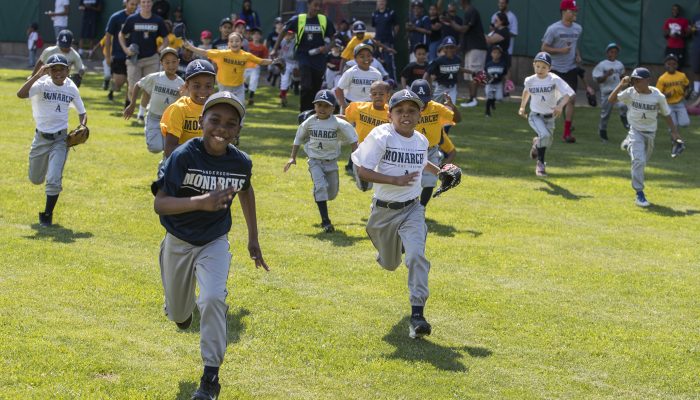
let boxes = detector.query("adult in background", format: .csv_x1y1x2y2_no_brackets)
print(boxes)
427,4,443,62
119,0,169,115
688,8,700,100
664,4,690,70
105,0,139,104
541,0,582,143
447,0,487,108
490,0,518,55
273,0,336,112
45,0,70,39
486,12,510,63
153,0,170,20
240,0,261,31
438,2,463,48
372,0,399,80
79,0,103,57
406,1,431,63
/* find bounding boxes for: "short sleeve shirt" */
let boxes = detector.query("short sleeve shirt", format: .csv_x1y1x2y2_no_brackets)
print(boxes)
523,72,575,115
40,46,85,73
592,59,625,94
344,102,390,143
206,49,262,86
461,7,487,52
152,137,252,246
409,15,431,48
340,33,375,61
617,86,671,132
664,17,689,49
120,13,169,59
491,10,518,54
427,55,461,86
160,96,203,143
53,0,70,27
337,65,382,102
542,21,582,72
106,10,129,59
485,58,508,84
293,115,358,160
372,8,397,45
80,0,102,20
401,62,428,87
441,14,463,45
285,14,336,71
416,101,454,147
656,71,689,105
137,72,184,116
28,75,85,132
245,42,269,68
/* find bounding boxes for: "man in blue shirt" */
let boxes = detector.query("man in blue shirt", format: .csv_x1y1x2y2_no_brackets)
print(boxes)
104,0,138,104
406,1,431,62
372,0,399,80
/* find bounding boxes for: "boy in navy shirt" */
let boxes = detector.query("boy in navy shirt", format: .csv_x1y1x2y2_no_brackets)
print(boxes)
425,35,461,102
152,91,268,400
484,45,508,117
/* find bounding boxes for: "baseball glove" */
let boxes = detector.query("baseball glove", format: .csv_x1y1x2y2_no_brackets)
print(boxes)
473,70,488,86
586,91,597,107
433,163,462,198
70,73,82,87
66,124,89,147
671,138,686,158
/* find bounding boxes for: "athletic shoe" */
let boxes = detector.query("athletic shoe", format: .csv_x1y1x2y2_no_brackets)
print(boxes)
635,191,650,207
176,314,192,330
562,135,576,143
191,373,220,400
409,314,432,339
599,129,608,142
138,115,145,125
530,137,538,159
107,91,114,101
620,137,631,152
280,97,288,107
322,222,335,233
39,212,52,227
247,98,254,106
535,161,547,177
459,98,478,108
671,139,686,158
102,79,109,91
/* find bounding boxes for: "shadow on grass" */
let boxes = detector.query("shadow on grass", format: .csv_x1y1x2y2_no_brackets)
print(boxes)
645,204,700,218
382,316,492,372
536,180,593,201
307,228,366,247
425,218,480,238
25,224,93,243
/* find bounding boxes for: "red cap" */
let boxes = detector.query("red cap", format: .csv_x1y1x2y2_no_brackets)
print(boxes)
200,30,212,39
560,0,578,11
234,19,247,26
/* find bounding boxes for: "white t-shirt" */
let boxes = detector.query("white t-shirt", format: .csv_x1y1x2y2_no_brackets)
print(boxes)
28,32,39,50
53,0,70,27
617,86,671,132
351,123,428,202
29,75,85,133
40,46,84,73
294,115,358,160
137,71,184,116
337,65,382,102
592,59,625,94
491,10,518,54
524,72,575,115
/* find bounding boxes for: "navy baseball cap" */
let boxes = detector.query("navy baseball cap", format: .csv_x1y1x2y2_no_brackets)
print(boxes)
438,35,457,49
352,21,367,33
605,42,620,52
630,67,651,80
202,91,246,119
491,44,504,53
388,89,424,111
219,17,233,27
354,43,374,57
46,54,69,67
665,53,679,62
184,59,216,80
57,30,73,49
313,89,337,106
534,52,552,66
409,79,432,104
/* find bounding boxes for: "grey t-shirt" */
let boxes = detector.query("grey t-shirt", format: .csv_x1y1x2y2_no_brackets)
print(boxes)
542,21,582,72
592,59,625,94
294,115,358,160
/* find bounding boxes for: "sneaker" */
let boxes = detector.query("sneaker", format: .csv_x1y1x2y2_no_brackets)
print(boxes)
102,79,109,91
562,135,576,143
247,98,254,106
409,314,432,339
599,129,608,142
191,373,221,400
530,137,538,159
459,98,478,108
620,137,631,152
108,91,114,101
321,222,335,233
635,191,650,207
280,97,288,107
671,139,686,158
138,115,145,125
176,314,192,330
39,212,52,227
535,161,547,177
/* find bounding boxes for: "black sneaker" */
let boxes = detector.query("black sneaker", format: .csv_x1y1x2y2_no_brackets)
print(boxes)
409,314,432,339
108,91,114,101
191,373,221,400
599,129,608,142
321,222,335,233
176,314,192,330
39,212,52,227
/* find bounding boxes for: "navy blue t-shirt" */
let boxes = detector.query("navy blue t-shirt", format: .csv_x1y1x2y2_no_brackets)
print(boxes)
409,15,431,49
106,9,129,60
427,55,461,86
441,15,462,45
372,8,397,45
285,14,336,71
152,138,253,246
485,58,508,84
120,13,168,59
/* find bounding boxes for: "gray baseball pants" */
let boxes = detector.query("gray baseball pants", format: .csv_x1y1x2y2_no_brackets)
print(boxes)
624,129,655,192
528,113,555,148
421,146,441,188
28,130,68,196
308,158,339,202
145,113,164,153
668,102,690,128
599,91,628,131
159,233,231,367
366,199,430,306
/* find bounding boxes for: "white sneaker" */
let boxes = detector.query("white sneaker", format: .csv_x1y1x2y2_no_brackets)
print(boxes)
460,98,478,108
620,137,631,152
635,191,650,207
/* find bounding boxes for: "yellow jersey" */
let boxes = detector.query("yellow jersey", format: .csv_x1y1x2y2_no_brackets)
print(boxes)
341,33,375,61
344,101,389,142
656,71,689,105
156,34,184,50
416,101,455,152
160,96,203,144
206,49,262,86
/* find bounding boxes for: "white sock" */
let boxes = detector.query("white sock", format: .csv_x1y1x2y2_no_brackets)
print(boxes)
694,81,700,92
138,106,145,118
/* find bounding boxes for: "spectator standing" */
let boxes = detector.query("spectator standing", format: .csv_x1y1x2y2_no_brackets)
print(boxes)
689,9,700,98
448,0,487,108
438,3,463,48
372,0,399,80
541,0,583,143
406,1,431,62
490,0,518,55
240,0,261,31
78,0,102,56
105,0,139,104
486,12,511,62
335,19,352,46
46,0,70,39
663,4,690,70
427,4,443,61
199,30,213,50
27,23,41,68
153,0,170,20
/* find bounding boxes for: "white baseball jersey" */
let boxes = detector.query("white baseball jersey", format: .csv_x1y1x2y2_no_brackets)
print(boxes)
28,75,85,132
294,115,358,160
524,72,575,115
52,0,70,27
592,59,625,94
617,86,671,132
137,71,184,116
337,65,382,102
40,46,85,73
351,123,429,202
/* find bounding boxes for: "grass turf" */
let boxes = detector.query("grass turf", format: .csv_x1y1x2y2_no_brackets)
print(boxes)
0,68,698,399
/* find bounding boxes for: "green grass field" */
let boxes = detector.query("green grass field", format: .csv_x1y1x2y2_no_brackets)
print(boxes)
0,68,698,399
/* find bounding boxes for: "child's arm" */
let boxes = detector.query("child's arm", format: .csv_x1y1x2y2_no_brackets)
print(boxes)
665,115,682,141
123,83,142,119
335,86,347,111
183,41,208,58
608,76,630,105
17,65,49,98
283,144,301,172
357,166,420,185
443,95,461,123
237,185,270,271
154,184,237,215
518,88,530,118
553,95,570,117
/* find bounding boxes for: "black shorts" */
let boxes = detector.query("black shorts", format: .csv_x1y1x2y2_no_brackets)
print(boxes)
551,68,578,92
81,16,98,39
111,58,127,75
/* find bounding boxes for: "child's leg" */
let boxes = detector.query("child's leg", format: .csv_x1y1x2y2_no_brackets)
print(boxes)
670,103,690,136
397,202,430,308
528,114,554,157
248,67,260,100
366,202,404,270
628,130,652,192
309,159,331,224
44,134,69,198
324,163,339,201
599,92,613,137
28,131,52,186
145,113,164,153
159,233,198,324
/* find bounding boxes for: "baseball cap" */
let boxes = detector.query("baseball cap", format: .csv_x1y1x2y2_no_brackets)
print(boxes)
490,44,504,53
438,35,457,49
560,0,578,11
354,43,374,57
630,67,651,80
409,79,432,104
184,59,216,80
274,17,283,24
202,91,246,119
159,47,178,60
219,17,233,27
46,54,69,67
605,42,620,52
234,19,247,27
534,52,552,66
313,89,337,106
352,20,367,33
57,29,73,49
201,30,213,39
411,0,424,7
665,53,679,62
388,89,424,111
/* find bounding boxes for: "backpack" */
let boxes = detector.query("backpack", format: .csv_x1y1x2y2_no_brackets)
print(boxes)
36,34,44,49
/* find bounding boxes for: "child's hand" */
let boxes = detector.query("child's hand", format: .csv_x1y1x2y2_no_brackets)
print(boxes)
39,64,52,75
443,93,454,107
198,183,237,212
283,158,296,172
123,103,136,120
621,76,631,86
248,240,269,271
393,171,420,186
518,107,528,119
553,105,564,118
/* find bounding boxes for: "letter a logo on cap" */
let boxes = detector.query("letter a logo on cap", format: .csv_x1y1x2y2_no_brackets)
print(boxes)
319,91,328,99
417,87,425,95
403,90,412,98
192,61,204,71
